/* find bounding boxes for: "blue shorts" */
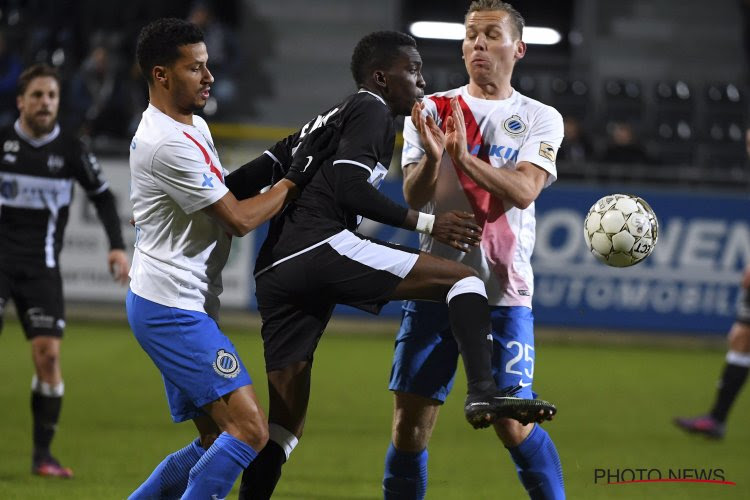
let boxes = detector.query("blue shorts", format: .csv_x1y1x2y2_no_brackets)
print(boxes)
388,300,536,402
126,290,252,422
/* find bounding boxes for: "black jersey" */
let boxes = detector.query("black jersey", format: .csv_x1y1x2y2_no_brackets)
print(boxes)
0,121,123,267
254,90,409,275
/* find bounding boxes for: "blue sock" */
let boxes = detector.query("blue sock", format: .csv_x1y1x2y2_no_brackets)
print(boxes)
382,442,428,500
129,438,205,499
181,432,258,500
508,425,565,500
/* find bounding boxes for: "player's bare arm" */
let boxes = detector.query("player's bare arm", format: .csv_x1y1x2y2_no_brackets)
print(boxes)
209,125,339,236
445,97,547,209
204,180,298,237
402,101,444,208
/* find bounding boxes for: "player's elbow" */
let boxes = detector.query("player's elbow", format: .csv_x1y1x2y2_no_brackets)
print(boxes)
222,217,254,237
512,195,534,210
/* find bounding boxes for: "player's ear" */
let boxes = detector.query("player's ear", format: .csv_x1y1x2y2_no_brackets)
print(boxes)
515,40,527,60
152,65,168,87
373,70,386,89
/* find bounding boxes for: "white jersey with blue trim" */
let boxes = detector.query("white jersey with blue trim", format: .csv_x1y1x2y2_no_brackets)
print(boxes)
402,86,563,308
129,104,229,319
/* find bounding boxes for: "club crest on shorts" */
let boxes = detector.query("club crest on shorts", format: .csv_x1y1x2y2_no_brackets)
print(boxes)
213,349,240,378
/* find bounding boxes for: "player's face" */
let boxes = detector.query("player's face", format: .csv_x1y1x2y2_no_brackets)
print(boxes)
167,42,214,113
462,10,525,86
17,76,59,136
382,46,425,116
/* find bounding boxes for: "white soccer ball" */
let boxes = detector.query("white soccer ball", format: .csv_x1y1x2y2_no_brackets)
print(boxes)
583,193,658,267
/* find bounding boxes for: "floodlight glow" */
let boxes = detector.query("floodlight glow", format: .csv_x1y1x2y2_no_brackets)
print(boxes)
408,21,562,45
523,27,562,45
409,22,465,40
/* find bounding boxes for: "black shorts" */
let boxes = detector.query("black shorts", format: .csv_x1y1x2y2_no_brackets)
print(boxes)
255,230,419,371
0,260,65,339
738,285,750,325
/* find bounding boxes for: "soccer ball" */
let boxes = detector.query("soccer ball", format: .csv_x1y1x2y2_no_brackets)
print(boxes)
583,194,658,267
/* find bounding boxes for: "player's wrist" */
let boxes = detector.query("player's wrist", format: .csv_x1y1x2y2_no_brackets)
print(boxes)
415,212,435,234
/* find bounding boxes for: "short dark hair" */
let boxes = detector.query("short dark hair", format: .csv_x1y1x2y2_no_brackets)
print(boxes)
466,0,525,40
350,31,417,87
136,18,204,84
17,63,60,96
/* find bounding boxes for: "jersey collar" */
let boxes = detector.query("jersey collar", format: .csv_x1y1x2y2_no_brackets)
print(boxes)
14,119,60,148
357,88,387,106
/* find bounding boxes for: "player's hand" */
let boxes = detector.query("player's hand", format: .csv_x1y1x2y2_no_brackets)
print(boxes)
285,125,340,187
108,249,130,285
445,97,469,164
431,210,482,252
411,101,444,162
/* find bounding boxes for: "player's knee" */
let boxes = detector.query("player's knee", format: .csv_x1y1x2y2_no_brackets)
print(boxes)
32,343,60,372
493,419,533,447
393,418,432,451
229,416,269,451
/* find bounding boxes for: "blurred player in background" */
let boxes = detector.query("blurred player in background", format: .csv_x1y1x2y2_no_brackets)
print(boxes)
0,63,129,479
234,29,556,500
126,18,335,499
674,266,750,438
382,1,566,498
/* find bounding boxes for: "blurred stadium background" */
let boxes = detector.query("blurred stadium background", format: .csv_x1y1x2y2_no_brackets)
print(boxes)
1,0,749,498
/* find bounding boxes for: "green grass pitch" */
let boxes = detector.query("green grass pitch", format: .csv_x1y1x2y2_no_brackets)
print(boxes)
0,318,748,499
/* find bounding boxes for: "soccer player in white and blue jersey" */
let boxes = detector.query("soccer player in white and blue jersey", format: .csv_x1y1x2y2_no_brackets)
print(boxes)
383,2,566,498
126,18,336,499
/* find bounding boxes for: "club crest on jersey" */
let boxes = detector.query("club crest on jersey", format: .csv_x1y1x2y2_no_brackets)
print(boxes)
538,141,556,162
47,155,64,172
213,349,241,378
502,115,527,137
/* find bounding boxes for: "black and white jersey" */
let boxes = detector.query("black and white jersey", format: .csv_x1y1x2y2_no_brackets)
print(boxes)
0,120,119,267
254,90,408,275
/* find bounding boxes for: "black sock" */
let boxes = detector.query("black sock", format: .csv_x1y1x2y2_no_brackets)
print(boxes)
238,440,287,500
710,362,749,423
31,392,62,460
448,292,495,395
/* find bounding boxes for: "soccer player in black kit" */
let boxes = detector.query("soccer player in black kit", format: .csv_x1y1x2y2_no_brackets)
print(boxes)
0,64,129,478
224,31,556,499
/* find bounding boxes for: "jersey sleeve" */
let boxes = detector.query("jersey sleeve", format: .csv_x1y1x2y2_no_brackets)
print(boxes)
69,138,110,196
151,138,229,214
516,105,563,187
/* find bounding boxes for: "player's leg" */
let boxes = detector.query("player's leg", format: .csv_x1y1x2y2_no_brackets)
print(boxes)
384,300,457,499
239,262,333,500
490,307,564,500
389,252,556,428
674,286,750,438
128,414,211,499
126,290,266,499
674,324,750,438
182,384,268,499
239,361,311,500
384,393,439,499
16,266,71,478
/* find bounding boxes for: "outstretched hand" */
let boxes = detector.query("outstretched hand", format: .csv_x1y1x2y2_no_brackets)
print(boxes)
411,101,445,162
285,125,340,187
445,97,468,163
431,210,482,252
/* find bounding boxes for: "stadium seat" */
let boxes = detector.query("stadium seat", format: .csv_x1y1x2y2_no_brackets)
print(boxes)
602,78,643,124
